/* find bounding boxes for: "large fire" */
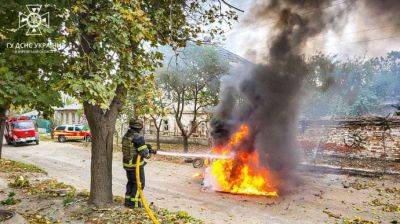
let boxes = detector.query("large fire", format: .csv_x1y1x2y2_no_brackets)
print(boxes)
210,124,278,197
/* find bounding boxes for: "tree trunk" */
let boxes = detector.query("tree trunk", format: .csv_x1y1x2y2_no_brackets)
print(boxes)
83,85,125,207
84,102,115,206
156,127,160,150
50,120,55,139
182,135,189,153
175,120,190,153
151,117,161,151
0,105,9,159
115,130,119,146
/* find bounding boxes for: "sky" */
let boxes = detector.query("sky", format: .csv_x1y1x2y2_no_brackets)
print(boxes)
223,0,400,62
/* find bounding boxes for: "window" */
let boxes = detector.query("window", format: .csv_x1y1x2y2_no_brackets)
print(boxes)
13,121,34,130
68,126,74,131
56,126,66,131
75,126,83,131
163,120,169,131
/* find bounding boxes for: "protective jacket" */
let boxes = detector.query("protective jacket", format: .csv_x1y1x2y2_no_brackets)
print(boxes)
122,128,150,170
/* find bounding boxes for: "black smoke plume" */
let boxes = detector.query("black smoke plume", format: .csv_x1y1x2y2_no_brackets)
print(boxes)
212,0,344,190
212,0,400,191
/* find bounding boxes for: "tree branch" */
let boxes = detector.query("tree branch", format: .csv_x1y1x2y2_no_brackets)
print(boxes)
179,89,185,120
219,0,244,12
106,84,127,121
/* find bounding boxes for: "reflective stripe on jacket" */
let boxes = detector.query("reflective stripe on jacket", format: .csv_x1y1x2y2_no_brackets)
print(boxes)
122,129,148,170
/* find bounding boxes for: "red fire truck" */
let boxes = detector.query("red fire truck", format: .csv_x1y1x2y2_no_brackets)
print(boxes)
4,116,39,146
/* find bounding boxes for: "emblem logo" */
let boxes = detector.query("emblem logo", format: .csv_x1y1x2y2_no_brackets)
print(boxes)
18,5,49,36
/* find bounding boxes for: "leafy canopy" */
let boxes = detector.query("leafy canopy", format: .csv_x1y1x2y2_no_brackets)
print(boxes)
59,0,238,109
0,2,64,112
304,51,400,117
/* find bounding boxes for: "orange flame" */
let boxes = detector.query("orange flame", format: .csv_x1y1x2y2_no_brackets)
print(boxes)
211,124,278,196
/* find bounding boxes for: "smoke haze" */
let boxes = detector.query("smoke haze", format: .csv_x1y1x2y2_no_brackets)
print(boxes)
212,0,400,191
224,0,400,61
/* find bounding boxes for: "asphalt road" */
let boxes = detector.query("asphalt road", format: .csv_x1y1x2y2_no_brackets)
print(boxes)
2,141,398,224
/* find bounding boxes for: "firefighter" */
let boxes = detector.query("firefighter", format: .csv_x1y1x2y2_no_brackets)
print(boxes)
122,118,156,208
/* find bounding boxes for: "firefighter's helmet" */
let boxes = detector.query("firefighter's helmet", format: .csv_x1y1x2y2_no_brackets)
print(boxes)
129,118,143,130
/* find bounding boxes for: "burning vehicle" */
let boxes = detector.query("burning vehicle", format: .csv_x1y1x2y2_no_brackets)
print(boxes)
4,116,39,146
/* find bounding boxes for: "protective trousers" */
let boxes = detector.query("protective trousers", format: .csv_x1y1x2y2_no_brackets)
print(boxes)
125,166,145,208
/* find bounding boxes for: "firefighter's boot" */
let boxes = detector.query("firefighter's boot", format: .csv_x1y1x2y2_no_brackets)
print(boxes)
124,196,135,209
131,192,142,208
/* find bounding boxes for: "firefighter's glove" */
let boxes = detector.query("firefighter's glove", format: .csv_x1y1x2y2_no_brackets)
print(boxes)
138,145,151,159
140,149,151,159
146,144,157,154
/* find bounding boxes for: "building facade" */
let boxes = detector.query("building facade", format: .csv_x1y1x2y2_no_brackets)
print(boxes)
54,103,83,125
142,45,253,145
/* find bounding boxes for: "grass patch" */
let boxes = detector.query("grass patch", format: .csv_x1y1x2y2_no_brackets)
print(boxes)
0,154,202,223
8,175,30,188
39,134,54,142
0,192,20,205
370,199,400,212
342,217,377,224
24,214,60,224
0,159,47,174
28,179,76,198
71,206,204,224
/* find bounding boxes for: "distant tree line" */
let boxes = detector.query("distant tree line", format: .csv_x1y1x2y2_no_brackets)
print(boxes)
124,43,230,152
303,51,400,118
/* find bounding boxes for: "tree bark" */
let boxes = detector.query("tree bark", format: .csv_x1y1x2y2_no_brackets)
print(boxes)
151,116,161,150
75,3,128,207
84,102,114,206
0,105,9,159
156,127,160,151
50,119,55,139
84,85,126,207
182,135,189,153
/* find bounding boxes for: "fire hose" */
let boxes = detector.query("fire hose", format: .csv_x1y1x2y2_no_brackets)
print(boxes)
134,150,232,224
135,154,159,224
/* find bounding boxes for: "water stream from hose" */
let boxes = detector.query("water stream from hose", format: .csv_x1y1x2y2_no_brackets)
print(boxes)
156,150,233,159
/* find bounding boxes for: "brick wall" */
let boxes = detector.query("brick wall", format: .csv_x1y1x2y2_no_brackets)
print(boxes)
298,117,400,160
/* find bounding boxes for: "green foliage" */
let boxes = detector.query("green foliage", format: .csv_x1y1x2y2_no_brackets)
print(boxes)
160,44,229,138
0,191,19,205
63,197,75,206
72,205,204,224
9,175,31,188
303,51,400,117
59,0,237,110
123,74,167,119
28,179,76,198
342,217,376,224
3,0,238,204
161,44,229,107
0,2,64,111
0,159,47,174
